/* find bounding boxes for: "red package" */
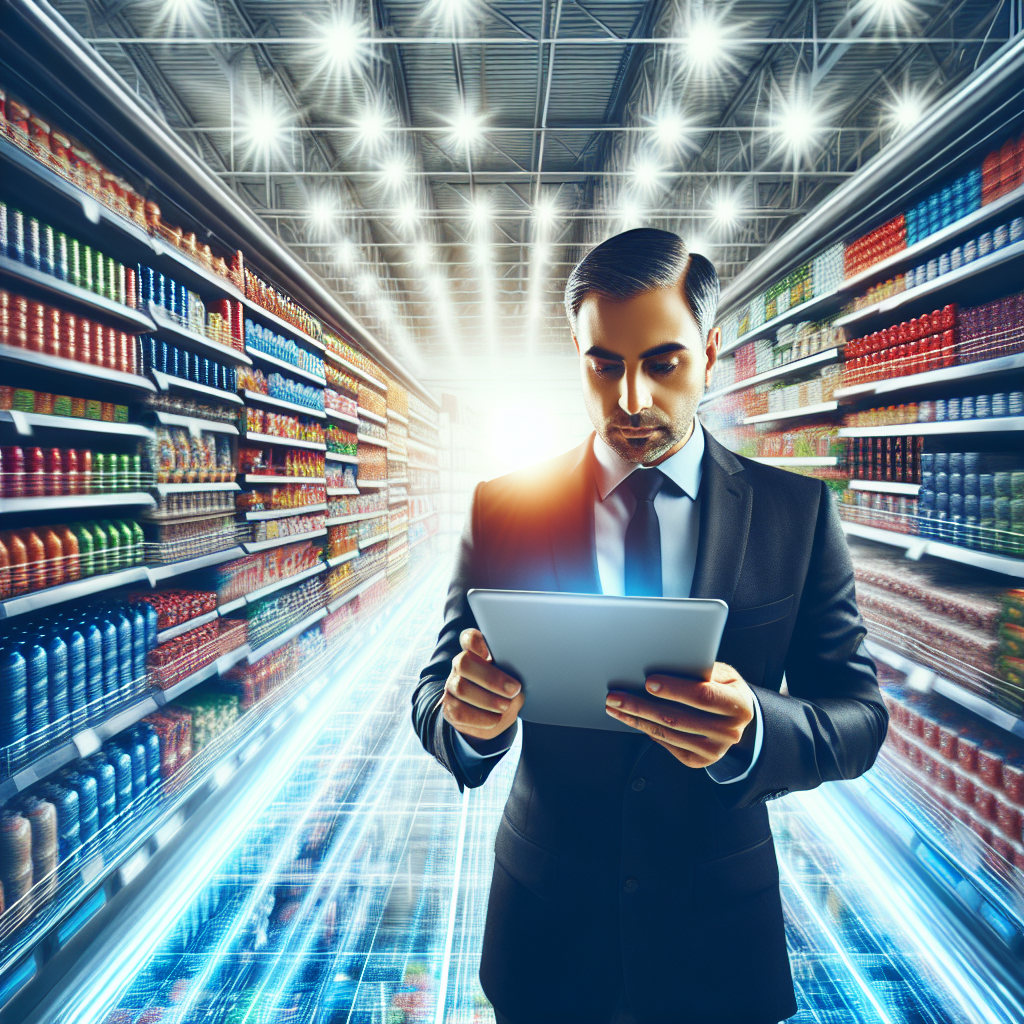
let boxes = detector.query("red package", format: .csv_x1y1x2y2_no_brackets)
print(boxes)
995,798,1022,839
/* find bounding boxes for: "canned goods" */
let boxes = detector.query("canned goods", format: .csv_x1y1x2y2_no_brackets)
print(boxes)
963,238,977,263
54,232,68,282
977,231,992,257
1010,217,1024,243
1009,391,1023,416
947,397,960,420
77,450,92,493
118,454,131,491
80,244,93,291
993,223,1008,249
43,448,63,495
25,218,40,270
926,258,939,280
975,394,991,418
41,224,54,277
9,210,25,263
938,252,950,276
992,392,1008,417
960,395,974,419
950,246,962,270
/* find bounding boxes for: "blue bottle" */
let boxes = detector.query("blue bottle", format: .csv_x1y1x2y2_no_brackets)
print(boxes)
17,638,50,740
141,601,158,654
135,723,161,787
113,610,133,690
0,644,29,751
104,744,134,814
43,629,70,736
61,769,98,846
85,753,117,827
63,624,87,727
130,605,148,681
97,613,120,706
42,782,81,865
79,618,105,713
118,734,148,797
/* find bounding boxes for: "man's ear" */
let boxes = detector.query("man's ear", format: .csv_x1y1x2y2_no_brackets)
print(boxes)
705,325,721,385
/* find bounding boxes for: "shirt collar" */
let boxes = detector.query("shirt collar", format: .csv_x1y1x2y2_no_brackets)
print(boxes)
592,417,705,502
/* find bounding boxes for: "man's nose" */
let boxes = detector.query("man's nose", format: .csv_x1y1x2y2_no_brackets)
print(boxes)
618,370,652,417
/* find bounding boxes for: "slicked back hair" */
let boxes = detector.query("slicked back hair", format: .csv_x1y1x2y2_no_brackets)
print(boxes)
564,228,721,342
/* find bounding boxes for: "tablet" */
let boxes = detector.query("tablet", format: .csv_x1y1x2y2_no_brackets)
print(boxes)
466,589,729,733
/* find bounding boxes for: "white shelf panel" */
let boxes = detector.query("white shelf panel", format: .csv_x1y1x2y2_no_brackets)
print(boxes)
241,475,326,486
242,528,326,554
357,434,389,449
752,456,838,466
325,570,387,613
152,482,238,495
242,562,326,604
0,567,148,620
848,479,919,495
152,369,240,404
388,410,409,425
326,487,359,496
326,409,360,428
834,240,1024,327
326,451,359,464
834,353,1024,401
840,521,1024,578
145,547,246,583
246,608,327,665
407,408,438,428
0,343,156,391
324,348,387,389
326,512,386,526
388,453,409,464
742,401,838,424
241,390,325,419
157,610,219,644
0,410,154,439
357,479,388,490
244,345,325,385
701,349,842,406
245,502,327,521
243,432,326,451
148,302,251,365
358,534,389,550
0,492,154,515
406,436,440,454
358,408,388,426
839,416,1024,437
238,295,325,352
387,477,409,486
327,549,358,567
153,410,238,435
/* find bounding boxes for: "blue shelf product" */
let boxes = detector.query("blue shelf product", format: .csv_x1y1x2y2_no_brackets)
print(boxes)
43,631,69,732
84,754,117,829
20,638,50,739
103,744,133,815
113,734,148,800
63,624,87,729
0,645,29,750
40,781,80,867
245,319,325,378
141,335,238,394
60,769,99,846
132,724,161,788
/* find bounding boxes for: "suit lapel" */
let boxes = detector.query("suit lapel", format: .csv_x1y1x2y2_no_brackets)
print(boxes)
549,435,602,595
689,430,753,609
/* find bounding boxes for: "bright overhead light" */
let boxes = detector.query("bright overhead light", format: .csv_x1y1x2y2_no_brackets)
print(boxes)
772,89,823,162
395,199,421,228
336,239,358,266
352,104,391,151
380,156,410,189
533,242,552,264
157,0,208,33
447,107,486,148
468,195,491,225
355,273,378,296
411,242,433,267
651,110,688,148
473,240,491,262
711,193,740,227
687,234,710,256
617,198,643,228
238,97,288,165
678,10,731,75
882,87,928,134
307,195,338,232
314,12,369,78
630,157,663,191
533,195,558,226
864,0,920,33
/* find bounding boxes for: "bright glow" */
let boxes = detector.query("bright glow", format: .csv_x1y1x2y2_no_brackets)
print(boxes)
711,193,740,227
486,397,561,476
355,273,378,296
238,97,288,165
533,195,558,226
651,110,688,148
472,240,491,262
772,90,823,162
380,156,410,190
314,12,369,78
352,104,390,151
307,195,337,227
882,87,928,134
155,0,208,34
395,199,421,228
336,239,358,266
421,0,477,28
533,242,552,264
678,9,729,73
864,0,921,33
468,195,492,225
617,198,643,228
447,107,486,148
630,157,663,191
411,242,433,267
687,234,710,256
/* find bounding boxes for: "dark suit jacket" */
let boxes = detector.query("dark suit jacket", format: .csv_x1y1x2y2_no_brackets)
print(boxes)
412,429,888,1024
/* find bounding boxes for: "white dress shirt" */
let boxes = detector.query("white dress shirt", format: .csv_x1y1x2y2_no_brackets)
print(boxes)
453,418,763,784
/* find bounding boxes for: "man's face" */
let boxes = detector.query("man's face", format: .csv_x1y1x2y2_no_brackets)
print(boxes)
573,281,719,465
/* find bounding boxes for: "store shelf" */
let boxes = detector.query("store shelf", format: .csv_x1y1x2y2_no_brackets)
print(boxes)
701,349,842,405
409,533,435,552
406,460,438,471
244,502,327,521
157,609,219,644
356,434,389,449
0,343,156,391
0,492,154,514
151,369,241,404
408,510,438,525
155,643,251,704
357,479,388,490
720,292,840,357
407,408,438,428
388,453,409,464
834,240,1024,328
406,436,440,454
752,456,838,466
325,570,387,613
152,482,238,496
388,410,409,425
388,494,407,506
153,410,238,435
840,521,1024,578
865,639,1024,741
387,477,409,486
242,432,326,451
244,346,325,385
238,295,325,352
326,409,360,428
245,607,327,665
325,512,385,526
0,409,154,439
743,401,839,424
217,596,246,615
358,408,387,427
147,303,251,365
145,234,245,303
835,353,1024,401
358,533,389,550
324,348,387,390
0,256,155,332
839,416,1024,437
327,549,358,567
145,546,246,583
326,487,358,496
0,566,148,620
848,479,920,495
843,185,1024,294
241,389,325,419
242,528,326,554
325,451,359,464
389,524,409,539
240,475,326,486
241,562,326,604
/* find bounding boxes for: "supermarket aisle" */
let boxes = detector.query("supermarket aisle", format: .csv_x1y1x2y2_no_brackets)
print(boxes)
36,548,1019,1024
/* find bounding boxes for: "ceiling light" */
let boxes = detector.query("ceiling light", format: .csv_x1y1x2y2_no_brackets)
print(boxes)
711,194,740,228
307,195,337,226
630,158,663,191
773,90,822,161
395,199,421,228
882,88,927,134
352,105,390,151
533,195,558,226
238,98,287,165
678,10,729,74
651,110,687,148
380,156,410,189
412,242,433,267
315,13,368,76
864,0,920,33
447,107,485,148
618,199,643,228
355,273,378,296
533,243,552,264
468,195,491,225
473,240,491,262
336,239,358,266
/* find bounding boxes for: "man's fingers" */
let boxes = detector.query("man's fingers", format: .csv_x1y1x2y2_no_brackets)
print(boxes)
606,692,741,745
644,673,749,720
453,649,521,696
442,694,505,732
446,673,511,714
605,704,722,756
460,628,491,661
650,737,715,769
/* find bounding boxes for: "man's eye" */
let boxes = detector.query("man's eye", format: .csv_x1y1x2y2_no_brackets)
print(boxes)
648,361,677,375
591,361,622,377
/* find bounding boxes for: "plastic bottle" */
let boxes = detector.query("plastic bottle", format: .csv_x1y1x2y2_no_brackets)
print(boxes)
16,637,49,739
3,531,29,595
134,723,161,787
85,522,108,576
79,617,104,710
63,623,87,728
104,744,133,814
60,770,98,845
130,604,147,680
97,611,119,705
84,754,116,828
114,521,134,567
39,527,64,589
18,529,47,593
44,629,69,732
98,520,121,571
113,608,133,689
130,520,145,566
116,734,147,797
0,534,10,600
56,526,80,582
40,782,79,865
140,600,158,653
0,644,29,750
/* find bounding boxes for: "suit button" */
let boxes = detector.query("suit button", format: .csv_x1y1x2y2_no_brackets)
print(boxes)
623,878,638,893
631,778,646,792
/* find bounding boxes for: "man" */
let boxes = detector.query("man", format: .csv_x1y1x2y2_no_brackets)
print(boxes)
411,228,888,1024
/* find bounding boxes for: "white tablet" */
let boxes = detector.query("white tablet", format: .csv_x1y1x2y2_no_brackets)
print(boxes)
466,589,729,733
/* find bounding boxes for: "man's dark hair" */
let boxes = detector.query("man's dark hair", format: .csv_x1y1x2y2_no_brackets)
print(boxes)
564,228,720,341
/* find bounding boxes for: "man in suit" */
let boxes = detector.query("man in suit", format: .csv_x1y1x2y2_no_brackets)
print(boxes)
412,228,888,1024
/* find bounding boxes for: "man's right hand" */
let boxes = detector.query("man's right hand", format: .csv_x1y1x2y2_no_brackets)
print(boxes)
442,629,524,742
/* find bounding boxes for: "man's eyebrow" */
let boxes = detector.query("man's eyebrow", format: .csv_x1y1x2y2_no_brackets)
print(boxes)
584,342,687,361
584,345,625,361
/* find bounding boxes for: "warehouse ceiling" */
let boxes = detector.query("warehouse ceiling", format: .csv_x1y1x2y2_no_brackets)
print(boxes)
49,0,1016,373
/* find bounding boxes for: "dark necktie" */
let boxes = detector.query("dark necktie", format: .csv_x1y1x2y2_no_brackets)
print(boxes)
623,469,668,597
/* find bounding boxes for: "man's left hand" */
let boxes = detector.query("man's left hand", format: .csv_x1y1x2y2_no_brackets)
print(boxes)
605,661,755,769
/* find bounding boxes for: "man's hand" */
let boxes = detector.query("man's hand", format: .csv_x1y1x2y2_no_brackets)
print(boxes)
441,629,524,742
604,662,755,769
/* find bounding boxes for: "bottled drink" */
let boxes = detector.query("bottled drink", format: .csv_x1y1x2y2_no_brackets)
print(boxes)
44,630,69,733
79,617,104,709
130,604,147,680
85,521,108,576
56,526,80,581
71,522,95,577
97,612,119,705
114,520,134,567
0,645,29,749
130,520,145,565
17,638,50,738
40,527,64,588
113,609,133,689
97,520,121,570
84,754,116,828
63,623,87,728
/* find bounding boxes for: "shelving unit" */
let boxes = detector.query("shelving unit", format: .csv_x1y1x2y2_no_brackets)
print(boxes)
848,479,920,495
244,346,325,385
701,348,842,405
839,416,1024,437
147,302,251,365
151,369,241,403
242,432,326,452
743,401,839,424
242,528,326,554
0,343,156,391
241,389,325,419
0,492,154,514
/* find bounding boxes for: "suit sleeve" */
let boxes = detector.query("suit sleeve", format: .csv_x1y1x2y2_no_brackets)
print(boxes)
711,480,889,811
411,482,518,792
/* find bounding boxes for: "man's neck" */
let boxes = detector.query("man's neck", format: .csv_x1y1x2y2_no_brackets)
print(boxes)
643,418,694,468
